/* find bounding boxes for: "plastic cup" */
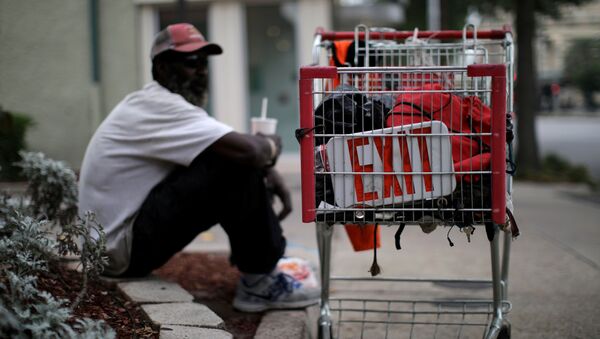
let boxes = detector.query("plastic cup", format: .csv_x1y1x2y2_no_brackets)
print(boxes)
251,117,277,135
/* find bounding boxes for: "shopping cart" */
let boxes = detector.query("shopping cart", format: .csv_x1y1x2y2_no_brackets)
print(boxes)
297,25,516,339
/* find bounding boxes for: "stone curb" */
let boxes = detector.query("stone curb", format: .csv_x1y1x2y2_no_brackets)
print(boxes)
109,275,233,339
254,306,318,339
110,274,314,339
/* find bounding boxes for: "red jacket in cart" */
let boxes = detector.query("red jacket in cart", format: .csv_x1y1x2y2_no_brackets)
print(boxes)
386,83,493,182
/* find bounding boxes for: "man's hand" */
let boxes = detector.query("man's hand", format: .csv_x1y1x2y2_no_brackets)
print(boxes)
265,168,292,220
257,133,282,168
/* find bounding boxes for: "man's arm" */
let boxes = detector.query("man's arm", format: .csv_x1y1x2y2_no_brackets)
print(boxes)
206,131,280,168
206,131,292,220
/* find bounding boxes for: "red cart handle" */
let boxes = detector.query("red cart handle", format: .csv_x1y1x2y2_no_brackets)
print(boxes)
315,26,512,41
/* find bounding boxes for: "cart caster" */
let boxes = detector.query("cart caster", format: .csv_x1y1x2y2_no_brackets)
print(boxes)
497,324,511,339
318,316,333,339
485,321,510,339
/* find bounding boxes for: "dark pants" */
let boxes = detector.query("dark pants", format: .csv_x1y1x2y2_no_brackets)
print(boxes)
121,152,286,277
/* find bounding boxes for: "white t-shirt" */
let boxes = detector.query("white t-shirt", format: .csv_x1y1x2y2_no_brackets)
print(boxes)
78,81,233,276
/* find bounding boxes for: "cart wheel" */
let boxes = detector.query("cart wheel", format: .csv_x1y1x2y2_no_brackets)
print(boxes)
318,316,333,339
497,324,511,339
318,324,333,339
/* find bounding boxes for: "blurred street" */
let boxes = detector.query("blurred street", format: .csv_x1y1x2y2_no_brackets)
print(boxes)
537,115,600,180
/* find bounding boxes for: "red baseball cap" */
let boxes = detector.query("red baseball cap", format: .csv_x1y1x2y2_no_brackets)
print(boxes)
151,23,223,60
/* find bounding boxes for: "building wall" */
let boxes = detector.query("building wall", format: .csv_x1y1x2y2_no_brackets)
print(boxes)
0,0,140,168
99,0,139,115
537,0,600,79
0,0,95,167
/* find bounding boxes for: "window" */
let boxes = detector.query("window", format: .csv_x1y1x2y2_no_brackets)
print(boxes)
247,4,298,152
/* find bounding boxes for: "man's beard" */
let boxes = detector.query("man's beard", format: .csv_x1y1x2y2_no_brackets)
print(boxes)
162,71,208,107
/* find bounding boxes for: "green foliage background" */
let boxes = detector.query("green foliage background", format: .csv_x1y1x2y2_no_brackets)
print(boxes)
564,38,600,108
0,109,33,181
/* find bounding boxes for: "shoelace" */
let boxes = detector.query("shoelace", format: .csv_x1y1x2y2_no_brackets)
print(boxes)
267,273,298,299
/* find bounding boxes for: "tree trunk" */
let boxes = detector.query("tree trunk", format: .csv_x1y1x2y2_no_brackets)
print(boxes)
515,0,542,176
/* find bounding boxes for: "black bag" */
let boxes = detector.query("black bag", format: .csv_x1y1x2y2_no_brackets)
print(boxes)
314,85,389,146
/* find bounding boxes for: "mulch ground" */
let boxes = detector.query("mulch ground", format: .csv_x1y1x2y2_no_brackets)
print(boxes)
154,252,263,339
28,252,261,338
37,263,159,338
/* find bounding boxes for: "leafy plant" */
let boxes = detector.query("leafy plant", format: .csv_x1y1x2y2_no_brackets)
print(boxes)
16,151,78,225
0,213,54,276
564,38,600,110
57,212,109,310
517,153,598,190
0,152,115,338
0,192,27,227
0,271,115,338
0,206,115,338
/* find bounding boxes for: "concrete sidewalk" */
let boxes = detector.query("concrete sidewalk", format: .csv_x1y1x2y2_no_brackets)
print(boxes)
186,157,600,338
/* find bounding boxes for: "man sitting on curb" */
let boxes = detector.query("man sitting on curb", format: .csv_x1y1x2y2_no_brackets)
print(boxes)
78,23,319,312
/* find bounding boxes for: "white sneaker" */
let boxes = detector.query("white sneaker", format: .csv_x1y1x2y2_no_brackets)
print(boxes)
233,270,320,313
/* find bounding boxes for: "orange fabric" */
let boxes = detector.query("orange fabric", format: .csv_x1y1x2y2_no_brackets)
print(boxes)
328,40,386,90
329,40,353,89
330,40,353,66
344,224,381,251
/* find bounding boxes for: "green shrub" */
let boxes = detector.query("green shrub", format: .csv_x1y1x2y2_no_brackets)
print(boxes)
0,271,114,338
16,151,78,225
0,213,54,276
0,108,33,181
0,209,114,338
0,152,115,338
564,39,600,110
518,153,597,190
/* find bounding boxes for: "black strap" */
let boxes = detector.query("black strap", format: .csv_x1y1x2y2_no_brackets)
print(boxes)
394,222,406,250
369,224,381,276
507,208,520,238
506,158,517,175
506,143,517,175
294,126,322,144
446,225,455,247
485,222,495,242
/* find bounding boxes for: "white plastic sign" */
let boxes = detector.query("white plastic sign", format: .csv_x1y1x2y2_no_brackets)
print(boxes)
324,121,456,208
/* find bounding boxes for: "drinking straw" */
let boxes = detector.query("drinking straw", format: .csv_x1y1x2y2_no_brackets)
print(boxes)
261,97,268,119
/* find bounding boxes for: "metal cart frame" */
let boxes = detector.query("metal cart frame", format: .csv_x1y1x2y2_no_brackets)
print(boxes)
298,25,515,339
